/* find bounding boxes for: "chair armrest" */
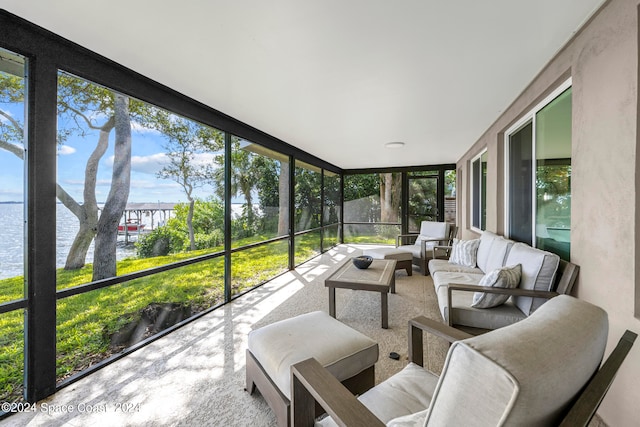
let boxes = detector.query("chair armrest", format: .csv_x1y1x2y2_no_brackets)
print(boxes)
559,330,637,427
420,237,447,258
291,358,385,427
291,318,476,426
408,315,473,366
396,233,418,247
555,260,580,295
432,245,452,259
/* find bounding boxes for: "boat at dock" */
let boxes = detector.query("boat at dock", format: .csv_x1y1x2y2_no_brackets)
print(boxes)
118,221,145,234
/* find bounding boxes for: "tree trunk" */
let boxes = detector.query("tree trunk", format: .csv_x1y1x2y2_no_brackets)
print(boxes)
391,173,401,223
244,186,254,229
93,95,131,281
63,116,114,270
278,161,289,236
64,221,96,269
381,173,394,222
187,197,195,251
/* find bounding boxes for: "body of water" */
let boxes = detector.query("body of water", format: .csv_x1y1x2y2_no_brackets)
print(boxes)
0,203,163,280
0,202,245,280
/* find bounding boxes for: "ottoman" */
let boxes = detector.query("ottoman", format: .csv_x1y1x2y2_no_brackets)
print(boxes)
246,311,378,427
362,247,413,276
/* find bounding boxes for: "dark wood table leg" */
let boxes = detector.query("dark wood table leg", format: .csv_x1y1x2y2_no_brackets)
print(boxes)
381,291,388,329
329,287,336,318
390,276,396,294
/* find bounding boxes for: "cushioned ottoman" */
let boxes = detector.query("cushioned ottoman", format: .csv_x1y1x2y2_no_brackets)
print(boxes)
246,311,378,427
362,247,413,276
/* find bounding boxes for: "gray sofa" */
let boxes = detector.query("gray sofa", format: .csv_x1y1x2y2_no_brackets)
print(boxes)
428,231,580,332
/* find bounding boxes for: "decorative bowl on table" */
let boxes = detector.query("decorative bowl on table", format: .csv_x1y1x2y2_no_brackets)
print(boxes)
352,255,373,269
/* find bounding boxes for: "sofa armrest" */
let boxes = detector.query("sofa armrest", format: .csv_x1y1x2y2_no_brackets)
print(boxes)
445,283,558,326
396,233,419,247
291,358,385,427
447,283,559,299
408,315,473,366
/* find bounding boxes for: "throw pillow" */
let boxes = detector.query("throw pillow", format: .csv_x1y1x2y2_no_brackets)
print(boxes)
472,264,522,309
448,238,480,267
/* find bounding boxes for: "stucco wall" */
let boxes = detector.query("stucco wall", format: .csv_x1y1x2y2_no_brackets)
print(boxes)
457,0,640,425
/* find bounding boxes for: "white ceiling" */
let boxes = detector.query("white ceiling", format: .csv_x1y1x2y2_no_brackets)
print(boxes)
1,0,604,169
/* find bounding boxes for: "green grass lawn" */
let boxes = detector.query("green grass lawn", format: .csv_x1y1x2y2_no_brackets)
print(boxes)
0,231,381,403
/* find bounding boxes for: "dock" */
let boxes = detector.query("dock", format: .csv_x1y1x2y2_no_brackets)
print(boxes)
119,202,177,243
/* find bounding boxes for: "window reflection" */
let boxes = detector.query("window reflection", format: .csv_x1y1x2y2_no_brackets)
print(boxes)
295,161,321,263
229,138,290,247
55,71,225,287
535,88,572,260
0,47,26,403
343,173,401,243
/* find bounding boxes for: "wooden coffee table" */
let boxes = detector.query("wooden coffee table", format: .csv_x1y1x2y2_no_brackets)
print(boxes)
325,258,397,328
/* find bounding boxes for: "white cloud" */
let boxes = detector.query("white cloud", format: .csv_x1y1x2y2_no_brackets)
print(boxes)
58,145,76,155
131,121,162,135
131,153,170,174
105,152,220,175
189,152,218,166
129,179,180,190
60,179,84,186
105,152,169,175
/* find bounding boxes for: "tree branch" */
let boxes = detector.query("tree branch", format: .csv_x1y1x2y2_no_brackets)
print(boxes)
59,102,102,130
83,115,115,208
0,138,24,159
0,108,22,131
56,183,83,217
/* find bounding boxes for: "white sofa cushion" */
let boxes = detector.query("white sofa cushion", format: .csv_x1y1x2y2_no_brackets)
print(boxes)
474,232,516,272
248,311,378,400
483,236,515,273
432,271,485,293
505,243,560,315
472,264,522,309
475,231,499,272
428,259,481,275
316,363,438,427
448,239,480,267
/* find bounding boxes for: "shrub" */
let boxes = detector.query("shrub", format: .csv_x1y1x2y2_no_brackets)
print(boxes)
194,229,224,250
136,225,186,257
374,224,400,240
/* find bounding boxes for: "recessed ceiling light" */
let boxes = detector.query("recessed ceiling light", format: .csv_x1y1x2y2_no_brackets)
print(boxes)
385,142,405,149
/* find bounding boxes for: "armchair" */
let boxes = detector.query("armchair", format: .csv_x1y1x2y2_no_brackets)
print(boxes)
291,296,637,427
396,221,457,275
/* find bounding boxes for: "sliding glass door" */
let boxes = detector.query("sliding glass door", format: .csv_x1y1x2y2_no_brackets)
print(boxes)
506,82,572,260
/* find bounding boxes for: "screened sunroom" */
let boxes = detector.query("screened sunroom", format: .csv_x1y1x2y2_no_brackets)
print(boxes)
1,1,639,426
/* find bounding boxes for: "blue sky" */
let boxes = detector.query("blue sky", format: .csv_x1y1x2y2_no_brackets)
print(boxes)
1,102,223,204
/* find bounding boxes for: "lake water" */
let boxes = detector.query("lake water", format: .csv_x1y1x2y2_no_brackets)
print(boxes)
0,203,154,280
0,202,244,280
